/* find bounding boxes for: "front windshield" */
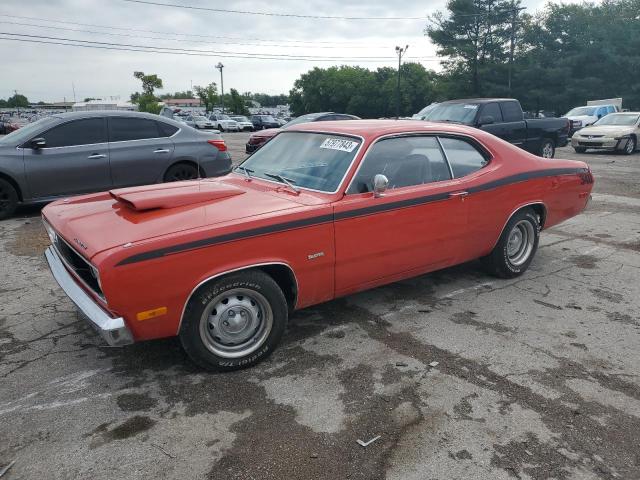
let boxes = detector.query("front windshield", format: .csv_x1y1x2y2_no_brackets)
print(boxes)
425,103,478,124
236,131,361,192
0,116,56,145
594,113,639,126
194,116,208,121
566,107,597,116
232,116,249,122
283,113,322,128
260,115,276,122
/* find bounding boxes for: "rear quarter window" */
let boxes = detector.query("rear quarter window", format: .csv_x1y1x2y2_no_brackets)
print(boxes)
439,137,489,178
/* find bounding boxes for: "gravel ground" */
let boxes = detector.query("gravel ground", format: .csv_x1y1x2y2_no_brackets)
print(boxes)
1,140,639,480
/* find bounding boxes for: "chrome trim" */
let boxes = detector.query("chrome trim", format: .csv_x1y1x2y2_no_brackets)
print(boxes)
489,201,547,251
45,247,133,347
176,262,298,335
234,130,366,195
344,131,493,194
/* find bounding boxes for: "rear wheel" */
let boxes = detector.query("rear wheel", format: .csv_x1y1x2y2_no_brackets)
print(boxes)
0,178,18,220
163,162,199,182
481,208,540,278
539,138,555,158
574,146,587,153
179,270,288,371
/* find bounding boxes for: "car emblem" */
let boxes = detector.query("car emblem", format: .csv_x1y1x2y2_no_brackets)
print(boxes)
588,136,593,139
74,238,88,250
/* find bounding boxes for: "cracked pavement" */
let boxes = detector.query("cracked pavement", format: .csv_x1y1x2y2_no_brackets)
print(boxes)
1,143,639,479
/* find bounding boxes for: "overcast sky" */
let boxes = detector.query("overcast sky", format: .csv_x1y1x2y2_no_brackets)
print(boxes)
0,0,589,102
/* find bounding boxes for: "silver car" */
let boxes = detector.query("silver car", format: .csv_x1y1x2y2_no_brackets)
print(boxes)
0,111,231,219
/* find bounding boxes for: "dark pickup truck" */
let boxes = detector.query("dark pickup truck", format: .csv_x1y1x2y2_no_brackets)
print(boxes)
425,98,570,158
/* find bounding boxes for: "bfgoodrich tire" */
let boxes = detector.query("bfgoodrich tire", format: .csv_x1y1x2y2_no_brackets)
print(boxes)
179,270,288,371
0,178,18,221
481,208,540,279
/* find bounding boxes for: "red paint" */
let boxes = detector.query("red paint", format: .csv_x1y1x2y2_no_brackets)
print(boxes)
42,120,593,342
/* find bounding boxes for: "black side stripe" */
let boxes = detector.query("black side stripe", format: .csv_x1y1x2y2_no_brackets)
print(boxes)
115,167,586,266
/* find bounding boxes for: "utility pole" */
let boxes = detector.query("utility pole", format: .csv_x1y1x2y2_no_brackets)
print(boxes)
14,90,20,115
216,62,225,113
395,45,409,120
508,3,526,95
72,82,76,103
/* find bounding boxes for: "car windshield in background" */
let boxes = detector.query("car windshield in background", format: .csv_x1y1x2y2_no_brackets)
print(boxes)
0,116,56,145
425,104,478,124
232,116,249,122
194,116,208,121
594,113,639,126
259,115,276,122
566,107,597,116
219,114,231,120
283,113,323,128
236,131,361,192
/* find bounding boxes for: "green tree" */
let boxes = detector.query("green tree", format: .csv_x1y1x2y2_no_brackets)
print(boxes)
194,83,218,112
228,89,249,115
160,90,194,100
131,71,163,114
6,93,29,108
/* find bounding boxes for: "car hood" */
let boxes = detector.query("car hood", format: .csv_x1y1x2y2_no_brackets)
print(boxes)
42,177,312,260
567,115,597,124
576,125,635,137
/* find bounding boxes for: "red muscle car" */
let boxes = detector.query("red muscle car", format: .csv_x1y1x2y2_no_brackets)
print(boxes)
42,120,594,370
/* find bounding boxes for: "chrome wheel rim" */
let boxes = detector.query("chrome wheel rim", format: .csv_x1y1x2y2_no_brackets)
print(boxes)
626,138,635,154
507,220,535,266
542,142,554,158
199,288,273,358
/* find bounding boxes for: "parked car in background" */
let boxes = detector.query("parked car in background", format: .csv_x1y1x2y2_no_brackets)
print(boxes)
250,114,280,130
229,115,254,131
208,114,240,132
565,104,619,136
412,103,438,120
185,115,216,130
571,112,639,154
0,119,20,135
425,98,569,158
42,119,593,370
0,111,231,219
246,112,360,153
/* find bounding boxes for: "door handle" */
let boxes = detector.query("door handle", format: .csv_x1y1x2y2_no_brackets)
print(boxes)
449,191,469,199
154,149,170,154
87,153,106,159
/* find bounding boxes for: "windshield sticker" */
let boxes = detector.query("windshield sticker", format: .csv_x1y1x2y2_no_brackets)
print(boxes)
320,138,359,153
463,105,479,109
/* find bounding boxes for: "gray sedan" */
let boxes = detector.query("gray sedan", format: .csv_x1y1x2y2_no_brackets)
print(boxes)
0,111,231,219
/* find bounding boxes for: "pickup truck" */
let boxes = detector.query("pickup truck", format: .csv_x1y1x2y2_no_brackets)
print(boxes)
425,98,570,158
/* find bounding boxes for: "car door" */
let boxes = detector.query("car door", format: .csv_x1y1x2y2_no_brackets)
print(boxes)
333,135,468,296
23,117,111,198
499,101,527,145
108,116,176,187
478,102,505,139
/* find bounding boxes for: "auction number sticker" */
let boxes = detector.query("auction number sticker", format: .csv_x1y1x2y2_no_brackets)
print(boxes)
320,138,359,153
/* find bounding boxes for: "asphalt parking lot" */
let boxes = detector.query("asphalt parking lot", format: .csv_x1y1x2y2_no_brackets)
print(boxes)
1,137,639,479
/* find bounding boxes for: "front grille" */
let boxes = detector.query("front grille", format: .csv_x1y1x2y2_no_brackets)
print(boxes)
53,235,104,298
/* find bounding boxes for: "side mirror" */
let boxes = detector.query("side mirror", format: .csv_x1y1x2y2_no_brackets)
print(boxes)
31,138,46,149
373,174,389,198
478,115,494,126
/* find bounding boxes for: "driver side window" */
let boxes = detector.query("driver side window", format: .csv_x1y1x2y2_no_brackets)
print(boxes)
347,136,451,194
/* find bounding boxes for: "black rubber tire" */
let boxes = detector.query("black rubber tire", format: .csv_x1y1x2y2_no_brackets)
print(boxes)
623,136,636,155
480,208,540,279
217,124,225,132
163,163,199,182
0,178,18,221
539,138,555,158
179,270,288,371
574,146,587,154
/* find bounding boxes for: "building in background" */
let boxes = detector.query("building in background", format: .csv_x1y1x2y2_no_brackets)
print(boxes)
72,99,137,111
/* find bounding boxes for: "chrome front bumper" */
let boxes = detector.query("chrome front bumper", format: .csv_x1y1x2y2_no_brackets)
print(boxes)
45,247,134,346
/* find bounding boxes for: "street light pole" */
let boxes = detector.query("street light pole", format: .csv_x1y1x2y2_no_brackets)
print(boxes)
216,62,225,113
395,45,409,120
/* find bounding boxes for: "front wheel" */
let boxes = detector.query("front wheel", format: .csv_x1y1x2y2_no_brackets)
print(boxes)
481,208,540,278
179,270,288,371
0,178,18,220
539,138,555,158
623,136,636,155
574,146,587,154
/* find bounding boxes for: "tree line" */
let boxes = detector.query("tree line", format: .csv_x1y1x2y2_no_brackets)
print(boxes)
290,0,640,117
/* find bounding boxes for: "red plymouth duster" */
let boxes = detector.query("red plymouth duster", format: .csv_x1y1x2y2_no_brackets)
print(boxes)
42,120,593,370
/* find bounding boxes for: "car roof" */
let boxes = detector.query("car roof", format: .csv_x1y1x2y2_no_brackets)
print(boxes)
49,110,168,120
288,119,483,140
439,98,517,104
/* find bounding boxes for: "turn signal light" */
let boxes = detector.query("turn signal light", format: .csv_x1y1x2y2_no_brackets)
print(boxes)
207,139,227,152
136,307,168,321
